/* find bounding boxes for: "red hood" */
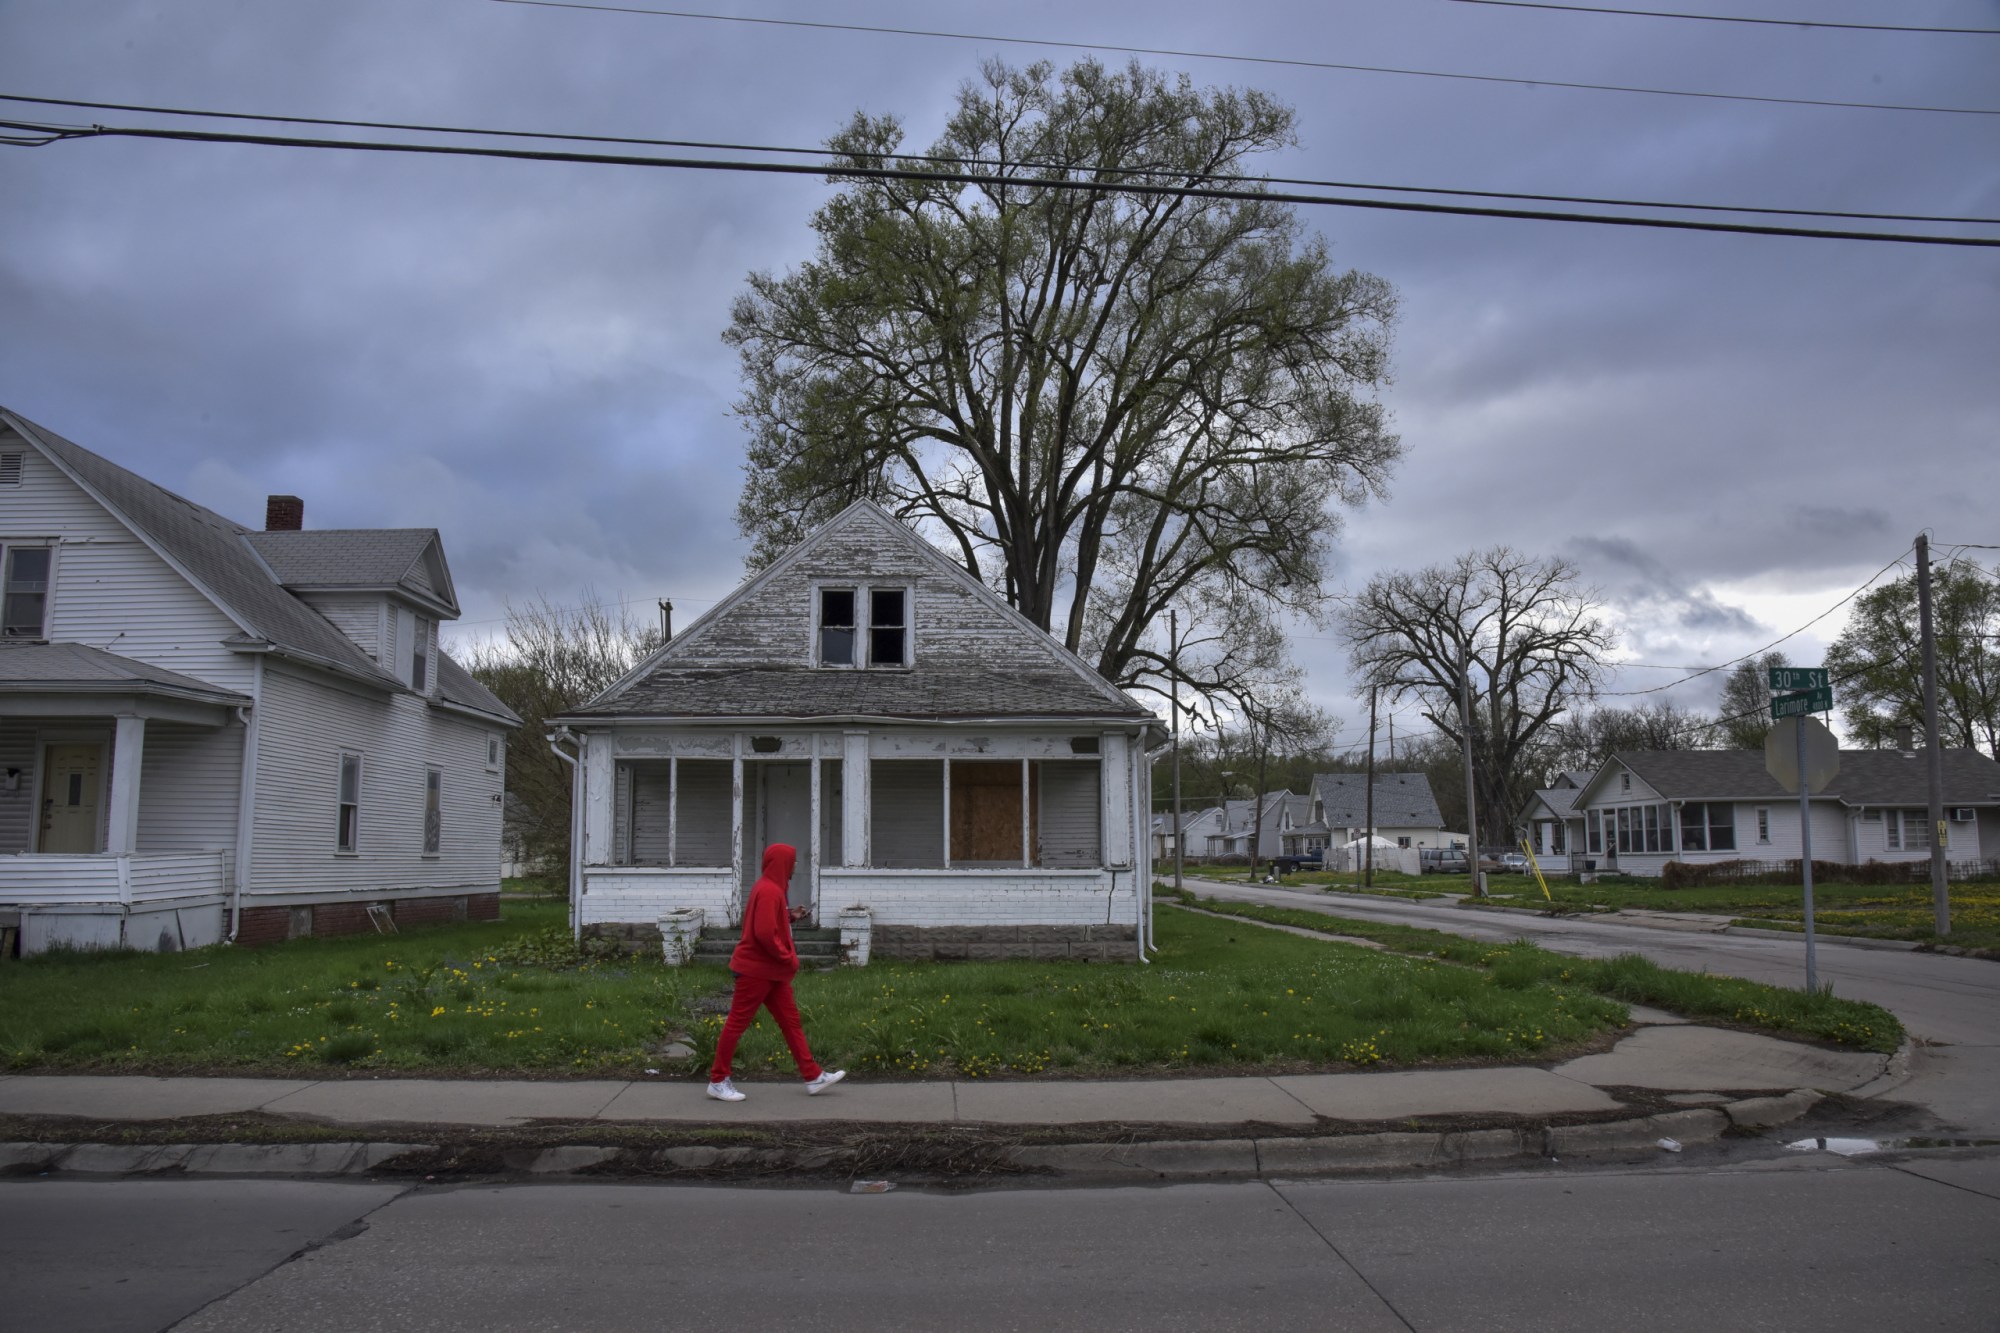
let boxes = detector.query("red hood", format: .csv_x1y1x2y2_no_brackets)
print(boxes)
761,843,797,886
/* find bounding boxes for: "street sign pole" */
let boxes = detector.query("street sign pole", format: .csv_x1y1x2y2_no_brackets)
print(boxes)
1796,714,1817,993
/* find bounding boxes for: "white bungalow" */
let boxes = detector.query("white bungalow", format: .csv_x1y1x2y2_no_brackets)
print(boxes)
0,409,518,955
552,501,1166,963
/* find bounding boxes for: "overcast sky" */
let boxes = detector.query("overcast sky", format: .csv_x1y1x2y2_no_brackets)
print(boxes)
3,0,1995,752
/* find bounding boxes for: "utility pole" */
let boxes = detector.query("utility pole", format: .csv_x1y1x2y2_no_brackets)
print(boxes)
1387,712,1395,762
1459,648,1484,898
1916,534,1951,936
1170,609,1184,897
1364,686,1378,888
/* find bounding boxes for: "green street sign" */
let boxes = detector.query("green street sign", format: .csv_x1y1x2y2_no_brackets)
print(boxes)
1771,685,1834,719
1770,666,1830,692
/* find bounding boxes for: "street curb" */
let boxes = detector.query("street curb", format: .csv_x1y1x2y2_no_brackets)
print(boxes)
0,1094,1837,1182
1846,1034,1918,1101
1721,924,1923,952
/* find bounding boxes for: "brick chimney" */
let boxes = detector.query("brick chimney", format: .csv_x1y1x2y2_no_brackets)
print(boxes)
264,495,304,532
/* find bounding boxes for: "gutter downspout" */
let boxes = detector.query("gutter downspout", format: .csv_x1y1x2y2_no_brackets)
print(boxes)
549,728,582,941
226,657,264,943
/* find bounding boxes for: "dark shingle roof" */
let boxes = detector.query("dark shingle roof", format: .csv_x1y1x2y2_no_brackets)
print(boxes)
1611,748,2000,806
247,529,456,614
435,653,517,723
0,641,250,704
572,664,1144,720
1311,773,1446,828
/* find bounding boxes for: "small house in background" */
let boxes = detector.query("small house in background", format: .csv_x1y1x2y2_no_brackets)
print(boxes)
0,408,518,955
1564,748,2000,877
1519,770,1592,871
1305,772,1449,849
1202,791,1294,860
552,501,1165,964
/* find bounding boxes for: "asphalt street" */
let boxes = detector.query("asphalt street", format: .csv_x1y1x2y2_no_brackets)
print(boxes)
5,1160,1996,1332
1192,882,2000,1137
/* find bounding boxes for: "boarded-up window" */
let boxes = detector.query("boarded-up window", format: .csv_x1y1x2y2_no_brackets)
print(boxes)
871,760,944,867
622,761,667,866
1036,760,1100,867
675,759,733,866
949,760,1032,866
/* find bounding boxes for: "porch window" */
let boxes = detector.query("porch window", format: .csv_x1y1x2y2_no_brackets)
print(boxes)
818,589,855,666
423,767,442,855
1757,807,1770,843
336,752,362,852
867,757,1101,869
2,545,51,639
1586,809,1602,854
1677,803,1735,852
1550,821,1566,853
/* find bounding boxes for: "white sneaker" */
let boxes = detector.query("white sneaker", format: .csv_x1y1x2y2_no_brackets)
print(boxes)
804,1070,846,1095
706,1079,746,1102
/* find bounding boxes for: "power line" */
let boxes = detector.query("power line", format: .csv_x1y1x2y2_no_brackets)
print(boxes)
483,0,2000,117
8,118,1998,248
1596,546,1914,698
6,92,1991,227
1443,1,2000,35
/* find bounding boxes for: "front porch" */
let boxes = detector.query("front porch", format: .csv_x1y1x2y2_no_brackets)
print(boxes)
571,724,1150,961
0,850,230,952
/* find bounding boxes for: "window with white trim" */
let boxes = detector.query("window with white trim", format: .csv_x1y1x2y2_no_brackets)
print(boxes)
1677,802,1736,852
2,543,52,639
410,615,430,691
423,767,442,855
817,588,856,665
1885,809,1930,851
869,588,908,666
486,734,502,772
336,753,362,852
1756,807,1771,843
815,584,911,668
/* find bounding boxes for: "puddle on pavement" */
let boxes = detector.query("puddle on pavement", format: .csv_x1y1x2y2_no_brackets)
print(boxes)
1785,1136,2000,1156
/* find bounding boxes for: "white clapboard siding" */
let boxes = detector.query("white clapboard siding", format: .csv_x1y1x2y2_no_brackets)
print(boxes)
818,868,1136,927
136,722,243,852
0,721,38,854
0,440,253,692
577,868,737,925
299,593,386,665
1038,760,1101,868
248,664,503,898
872,759,944,867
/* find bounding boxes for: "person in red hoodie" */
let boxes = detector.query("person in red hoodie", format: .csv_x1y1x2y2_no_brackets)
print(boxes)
706,842,846,1102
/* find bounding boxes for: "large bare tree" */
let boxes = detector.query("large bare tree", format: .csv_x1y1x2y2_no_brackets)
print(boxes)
727,58,1401,714
1336,548,1615,842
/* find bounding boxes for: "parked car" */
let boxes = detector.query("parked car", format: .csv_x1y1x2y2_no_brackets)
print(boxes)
1268,849,1323,875
1497,852,1529,873
1419,847,1469,875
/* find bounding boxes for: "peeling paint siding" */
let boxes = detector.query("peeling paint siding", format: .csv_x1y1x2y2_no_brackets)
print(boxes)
1,441,251,691
299,593,385,664
667,510,1098,682
247,665,502,897
818,869,1137,927
135,721,242,852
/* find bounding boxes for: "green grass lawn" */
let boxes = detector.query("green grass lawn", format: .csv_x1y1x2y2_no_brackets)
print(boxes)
1,899,1639,1079
1187,866,1449,899
1178,896,1900,1053
0,895,1903,1079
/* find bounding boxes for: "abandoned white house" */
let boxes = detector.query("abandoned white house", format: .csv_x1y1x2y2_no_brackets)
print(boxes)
552,500,1166,962
1525,749,2000,876
0,408,518,955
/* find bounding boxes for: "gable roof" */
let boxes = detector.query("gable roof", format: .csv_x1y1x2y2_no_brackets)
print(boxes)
1311,772,1446,829
1583,749,2000,807
566,500,1154,726
1521,783,1584,822
3,408,513,724
246,528,458,616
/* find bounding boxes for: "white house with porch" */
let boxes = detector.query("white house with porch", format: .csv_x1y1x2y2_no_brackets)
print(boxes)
0,408,517,955
552,501,1165,963
1547,748,2000,876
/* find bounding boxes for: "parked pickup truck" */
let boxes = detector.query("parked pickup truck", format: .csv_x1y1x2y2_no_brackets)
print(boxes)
1267,850,1323,875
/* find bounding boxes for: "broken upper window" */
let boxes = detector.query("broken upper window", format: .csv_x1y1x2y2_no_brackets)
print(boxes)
819,588,856,666
869,588,907,667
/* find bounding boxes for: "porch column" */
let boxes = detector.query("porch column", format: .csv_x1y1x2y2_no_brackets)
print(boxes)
581,732,614,866
841,730,868,867
107,715,146,855
1101,731,1133,868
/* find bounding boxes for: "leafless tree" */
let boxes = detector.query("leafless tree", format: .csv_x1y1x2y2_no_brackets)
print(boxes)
456,594,664,879
1336,548,1615,843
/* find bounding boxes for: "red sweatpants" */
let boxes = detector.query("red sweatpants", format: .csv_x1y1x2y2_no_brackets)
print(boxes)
708,974,823,1083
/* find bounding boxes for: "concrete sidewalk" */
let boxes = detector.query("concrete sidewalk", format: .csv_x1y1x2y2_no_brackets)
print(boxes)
0,1007,1891,1130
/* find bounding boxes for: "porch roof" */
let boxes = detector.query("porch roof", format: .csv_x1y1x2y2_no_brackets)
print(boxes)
557,663,1154,724
0,642,252,707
